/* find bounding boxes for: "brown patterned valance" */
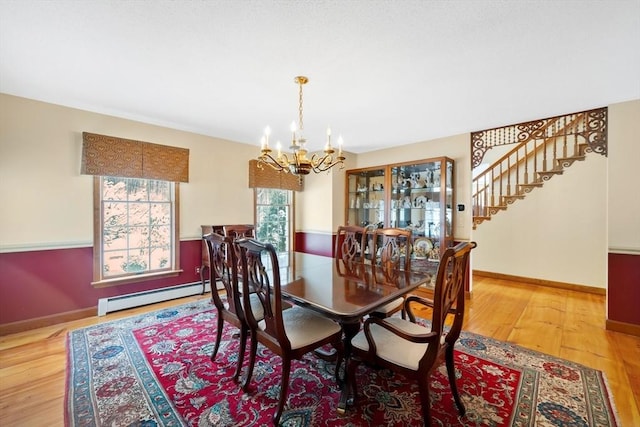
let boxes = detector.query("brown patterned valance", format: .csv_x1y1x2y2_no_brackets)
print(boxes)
81,132,189,182
248,160,303,191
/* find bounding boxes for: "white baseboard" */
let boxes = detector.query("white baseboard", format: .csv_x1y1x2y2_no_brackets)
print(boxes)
97,281,210,316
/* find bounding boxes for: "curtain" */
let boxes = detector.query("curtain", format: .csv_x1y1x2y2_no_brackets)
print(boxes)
81,132,189,182
248,159,303,191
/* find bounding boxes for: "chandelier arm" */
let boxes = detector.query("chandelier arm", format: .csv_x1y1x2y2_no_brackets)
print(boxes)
310,153,345,173
311,161,345,173
259,152,291,173
259,159,287,172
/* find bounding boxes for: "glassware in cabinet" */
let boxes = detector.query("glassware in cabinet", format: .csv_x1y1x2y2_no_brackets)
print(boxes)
346,157,454,261
346,167,386,227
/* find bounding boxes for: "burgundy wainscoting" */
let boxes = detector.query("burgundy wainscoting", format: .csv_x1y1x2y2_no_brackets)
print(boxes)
295,231,335,257
607,252,640,334
0,240,203,327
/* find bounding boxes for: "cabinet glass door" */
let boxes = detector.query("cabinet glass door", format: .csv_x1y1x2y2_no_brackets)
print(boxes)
443,158,454,252
346,167,386,227
390,158,454,260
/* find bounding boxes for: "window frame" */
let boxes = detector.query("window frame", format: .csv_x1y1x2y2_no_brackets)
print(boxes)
91,176,181,287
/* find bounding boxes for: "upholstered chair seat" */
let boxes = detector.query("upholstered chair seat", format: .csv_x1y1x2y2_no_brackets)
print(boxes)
351,317,446,370
257,306,342,349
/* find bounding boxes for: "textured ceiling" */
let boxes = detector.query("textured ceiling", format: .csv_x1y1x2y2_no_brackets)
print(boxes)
1,0,638,153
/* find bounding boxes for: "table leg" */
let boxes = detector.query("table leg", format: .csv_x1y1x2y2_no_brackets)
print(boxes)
337,321,360,414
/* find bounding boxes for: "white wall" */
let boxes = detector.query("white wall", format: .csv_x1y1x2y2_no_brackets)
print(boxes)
0,94,257,251
296,151,355,234
295,172,334,234
472,153,607,287
608,100,640,254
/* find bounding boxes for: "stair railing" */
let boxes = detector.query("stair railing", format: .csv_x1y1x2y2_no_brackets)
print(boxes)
471,108,607,224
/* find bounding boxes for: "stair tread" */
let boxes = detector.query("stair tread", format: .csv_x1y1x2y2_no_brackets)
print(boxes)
519,183,544,187
557,155,585,161
538,170,563,174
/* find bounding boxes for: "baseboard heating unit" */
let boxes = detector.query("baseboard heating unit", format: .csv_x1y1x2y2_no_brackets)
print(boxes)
97,281,210,316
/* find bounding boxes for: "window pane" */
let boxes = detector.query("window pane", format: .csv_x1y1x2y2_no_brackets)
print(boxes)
255,188,291,256
129,203,150,226
150,203,171,224
149,181,171,201
100,176,175,279
102,177,127,201
150,245,171,269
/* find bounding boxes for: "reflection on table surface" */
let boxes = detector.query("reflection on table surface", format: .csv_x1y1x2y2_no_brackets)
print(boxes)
274,252,434,322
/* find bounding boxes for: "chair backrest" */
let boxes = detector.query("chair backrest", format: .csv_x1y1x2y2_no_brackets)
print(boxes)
372,228,413,272
223,225,255,269
430,241,477,346
236,238,290,350
362,224,378,264
203,232,243,317
334,230,363,279
335,225,366,262
223,224,255,239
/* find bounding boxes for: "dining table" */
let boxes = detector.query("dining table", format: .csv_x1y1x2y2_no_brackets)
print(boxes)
278,251,435,414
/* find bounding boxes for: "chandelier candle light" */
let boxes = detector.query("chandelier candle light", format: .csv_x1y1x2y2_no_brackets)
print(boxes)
258,76,346,176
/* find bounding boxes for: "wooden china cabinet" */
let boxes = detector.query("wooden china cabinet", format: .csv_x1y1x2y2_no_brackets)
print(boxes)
345,157,454,260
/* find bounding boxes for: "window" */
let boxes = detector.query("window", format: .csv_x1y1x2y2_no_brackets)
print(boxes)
93,176,180,286
255,188,293,267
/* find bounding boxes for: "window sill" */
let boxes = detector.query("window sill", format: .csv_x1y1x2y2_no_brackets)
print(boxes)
91,269,183,288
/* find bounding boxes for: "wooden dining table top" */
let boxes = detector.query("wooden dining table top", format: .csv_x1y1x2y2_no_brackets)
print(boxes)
279,252,434,323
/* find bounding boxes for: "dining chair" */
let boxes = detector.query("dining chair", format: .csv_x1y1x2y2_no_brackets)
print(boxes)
236,238,343,425
346,241,477,426
368,228,413,318
203,232,264,383
335,225,366,263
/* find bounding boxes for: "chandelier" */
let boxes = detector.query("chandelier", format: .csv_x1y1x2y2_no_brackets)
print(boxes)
258,76,346,176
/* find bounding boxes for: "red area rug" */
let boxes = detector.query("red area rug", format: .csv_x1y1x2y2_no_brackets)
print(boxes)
66,299,618,426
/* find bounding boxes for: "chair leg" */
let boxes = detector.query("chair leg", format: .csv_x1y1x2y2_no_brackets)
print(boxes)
445,346,466,415
200,265,207,294
417,379,432,426
241,330,258,392
273,358,291,425
210,316,224,361
233,326,248,382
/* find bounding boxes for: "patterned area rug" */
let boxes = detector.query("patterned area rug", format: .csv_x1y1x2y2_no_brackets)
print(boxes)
66,299,618,426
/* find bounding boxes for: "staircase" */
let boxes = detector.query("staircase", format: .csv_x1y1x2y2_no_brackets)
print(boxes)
472,108,608,229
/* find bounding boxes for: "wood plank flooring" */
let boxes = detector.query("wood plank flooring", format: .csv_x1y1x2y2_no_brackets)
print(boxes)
0,275,638,426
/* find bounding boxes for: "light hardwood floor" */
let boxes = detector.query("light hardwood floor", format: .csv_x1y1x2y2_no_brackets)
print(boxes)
0,276,638,426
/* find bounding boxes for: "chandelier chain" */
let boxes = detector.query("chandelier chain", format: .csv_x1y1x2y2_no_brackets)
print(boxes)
298,80,304,132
